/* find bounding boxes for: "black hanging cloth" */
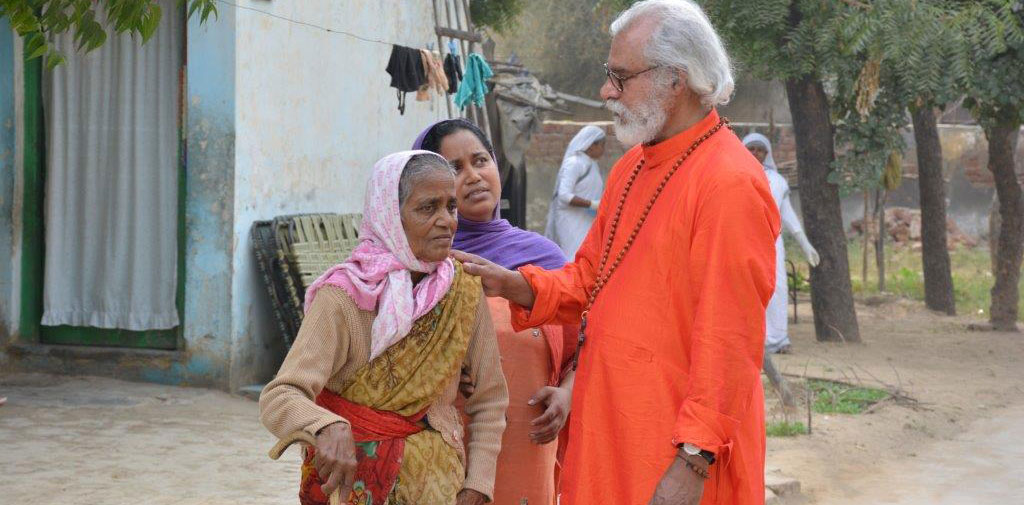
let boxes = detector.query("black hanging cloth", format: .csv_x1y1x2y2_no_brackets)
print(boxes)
443,53,463,95
386,45,427,115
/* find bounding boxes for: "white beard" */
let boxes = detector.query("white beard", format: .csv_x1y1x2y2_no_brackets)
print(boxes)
606,87,672,147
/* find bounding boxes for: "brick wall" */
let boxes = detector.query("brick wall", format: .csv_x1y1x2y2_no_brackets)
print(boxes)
524,121,625,232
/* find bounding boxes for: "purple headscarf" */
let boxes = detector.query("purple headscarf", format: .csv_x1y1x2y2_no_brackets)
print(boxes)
414,120,567,270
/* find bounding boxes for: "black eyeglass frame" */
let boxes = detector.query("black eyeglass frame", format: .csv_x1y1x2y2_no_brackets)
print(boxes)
603,63,663,92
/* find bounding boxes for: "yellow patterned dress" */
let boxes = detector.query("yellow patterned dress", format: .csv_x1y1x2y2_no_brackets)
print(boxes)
300,265,479,505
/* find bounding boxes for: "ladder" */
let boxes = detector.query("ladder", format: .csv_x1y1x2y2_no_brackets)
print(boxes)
431,0,493,140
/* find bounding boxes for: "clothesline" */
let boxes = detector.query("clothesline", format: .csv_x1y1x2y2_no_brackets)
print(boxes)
216,0,423,49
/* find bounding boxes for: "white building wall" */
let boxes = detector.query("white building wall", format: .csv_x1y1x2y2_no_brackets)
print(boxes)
229,1,456,388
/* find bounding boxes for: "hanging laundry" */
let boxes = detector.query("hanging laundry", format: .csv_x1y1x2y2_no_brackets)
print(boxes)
386,45,427,115
454,53,493,110
416,49,449,102
443,53,463,94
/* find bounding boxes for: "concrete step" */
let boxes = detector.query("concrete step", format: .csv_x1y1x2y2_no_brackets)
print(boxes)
237,384,264,401
765,488,782,505
765,474,801,498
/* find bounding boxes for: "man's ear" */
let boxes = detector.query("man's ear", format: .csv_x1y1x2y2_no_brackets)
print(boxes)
670,68,685,89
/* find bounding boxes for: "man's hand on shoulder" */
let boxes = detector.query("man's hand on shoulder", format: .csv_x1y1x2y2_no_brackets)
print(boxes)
451,250,536,307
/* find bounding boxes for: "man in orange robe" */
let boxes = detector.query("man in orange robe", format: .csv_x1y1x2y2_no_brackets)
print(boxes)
454,1,780,504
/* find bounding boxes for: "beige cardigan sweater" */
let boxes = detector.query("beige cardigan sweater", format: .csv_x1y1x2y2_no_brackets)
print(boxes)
259,284,508,500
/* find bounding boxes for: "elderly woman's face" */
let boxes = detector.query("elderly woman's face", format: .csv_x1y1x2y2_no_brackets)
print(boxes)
438,129,502,222
400,169,458,263
747,143,768,164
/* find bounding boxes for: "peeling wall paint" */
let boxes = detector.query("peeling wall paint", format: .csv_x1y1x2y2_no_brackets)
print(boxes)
0,20,15,345
176,4,238,387
228,0,450,388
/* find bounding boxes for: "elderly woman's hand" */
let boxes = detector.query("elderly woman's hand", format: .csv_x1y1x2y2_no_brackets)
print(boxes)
456,489,488,505
451,250,536,307
314,422,358,499
458,366,475,397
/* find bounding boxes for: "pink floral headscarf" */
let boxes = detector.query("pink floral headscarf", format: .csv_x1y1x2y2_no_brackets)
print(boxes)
304,150,456,361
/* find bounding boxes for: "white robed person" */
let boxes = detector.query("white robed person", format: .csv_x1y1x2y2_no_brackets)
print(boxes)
743,132,820,354
544,125,607,259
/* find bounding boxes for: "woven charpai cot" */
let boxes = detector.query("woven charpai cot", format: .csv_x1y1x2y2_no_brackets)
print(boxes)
251,213,362,348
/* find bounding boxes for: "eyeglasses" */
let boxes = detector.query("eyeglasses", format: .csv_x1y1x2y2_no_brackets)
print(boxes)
603,63,662,92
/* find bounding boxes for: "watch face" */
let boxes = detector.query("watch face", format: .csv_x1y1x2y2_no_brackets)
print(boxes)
683,443,700,455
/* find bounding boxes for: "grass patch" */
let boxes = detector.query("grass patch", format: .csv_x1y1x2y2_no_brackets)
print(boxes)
766,420,808,437
809,379,889,414
783,238,1024,321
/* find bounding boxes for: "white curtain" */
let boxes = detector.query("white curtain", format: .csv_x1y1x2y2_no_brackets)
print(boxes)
42,2,182,330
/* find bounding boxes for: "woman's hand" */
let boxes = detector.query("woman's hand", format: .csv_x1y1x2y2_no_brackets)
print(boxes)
456,489,488,505
458,366,475,397
314,422,358,499
451,250,536,307
529,385,572,444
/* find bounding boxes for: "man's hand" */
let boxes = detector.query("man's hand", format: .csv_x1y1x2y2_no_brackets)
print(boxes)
451,250,536,307
529,385,571,444
314,422,358,499
456,488,488,505
648,451,707,505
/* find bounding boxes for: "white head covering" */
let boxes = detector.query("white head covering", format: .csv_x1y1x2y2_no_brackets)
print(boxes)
562,125,607,162
742,132,777,171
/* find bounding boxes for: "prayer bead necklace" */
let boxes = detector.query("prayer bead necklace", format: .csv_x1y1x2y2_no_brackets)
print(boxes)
571,117,729,370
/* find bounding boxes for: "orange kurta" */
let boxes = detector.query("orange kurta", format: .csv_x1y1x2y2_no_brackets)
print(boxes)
489,298,558,505
511,109,780,505
462,299,577,505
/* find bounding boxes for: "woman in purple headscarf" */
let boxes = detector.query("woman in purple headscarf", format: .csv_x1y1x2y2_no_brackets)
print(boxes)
415,119,577,505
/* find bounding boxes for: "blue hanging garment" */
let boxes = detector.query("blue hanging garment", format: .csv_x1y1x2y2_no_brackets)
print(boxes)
454,53,493,110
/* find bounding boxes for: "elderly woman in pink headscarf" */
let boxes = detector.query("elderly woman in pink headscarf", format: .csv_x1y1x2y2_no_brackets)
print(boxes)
260,151,508,505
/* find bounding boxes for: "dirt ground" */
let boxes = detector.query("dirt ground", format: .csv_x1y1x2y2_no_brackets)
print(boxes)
0,374,299,505
767,296,1024,503
2,297,1022,505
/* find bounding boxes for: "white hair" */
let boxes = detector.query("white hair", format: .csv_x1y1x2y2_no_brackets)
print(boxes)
610,0,735,107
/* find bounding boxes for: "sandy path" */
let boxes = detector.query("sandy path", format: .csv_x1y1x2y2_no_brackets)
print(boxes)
816,404,1024,505
3,299,1023,505
0,374,300,505
767,297,1024,504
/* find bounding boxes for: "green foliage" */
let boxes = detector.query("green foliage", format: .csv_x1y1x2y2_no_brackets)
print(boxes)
960,2,1024,129
699,0,844,81
891,266,922,297
766,420,808,437
809,379,888,414
1,0,217,68
829,76,908,194
787,265,810,293
471,0,525,33
491,0,611,99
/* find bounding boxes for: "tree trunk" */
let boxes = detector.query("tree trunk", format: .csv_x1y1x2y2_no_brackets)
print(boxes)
875,189,886,292
785,76,861,343
984,120,1023,331
862,191,870,285
990,195,1000,272
911,106,956,314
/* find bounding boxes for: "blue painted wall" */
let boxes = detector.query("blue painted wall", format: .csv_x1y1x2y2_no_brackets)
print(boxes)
148,4,238,387
0,20,15,347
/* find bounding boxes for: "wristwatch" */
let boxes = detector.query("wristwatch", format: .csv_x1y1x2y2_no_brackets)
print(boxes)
681,442,716,465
